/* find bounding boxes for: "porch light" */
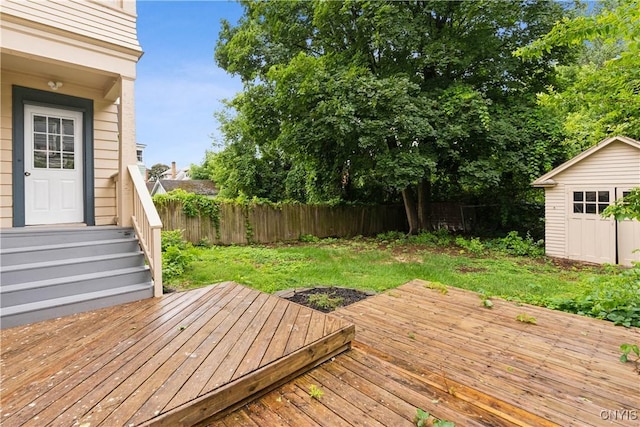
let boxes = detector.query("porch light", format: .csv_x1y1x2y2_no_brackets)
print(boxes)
47,81,63,91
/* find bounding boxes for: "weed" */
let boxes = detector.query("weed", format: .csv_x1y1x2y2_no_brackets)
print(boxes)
455,236,485,256
308,384,324,400
307,292,344,311
414,409,455,427
408,332,416,340
478,290,493,308
490,231,544,257
619,343,640,374
516,313,537,324
300,234,320,243
424,281,448,294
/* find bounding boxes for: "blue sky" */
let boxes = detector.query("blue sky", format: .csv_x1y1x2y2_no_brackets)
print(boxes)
136,1,244,171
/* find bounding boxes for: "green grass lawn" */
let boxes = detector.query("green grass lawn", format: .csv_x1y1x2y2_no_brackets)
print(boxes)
167,237,609,308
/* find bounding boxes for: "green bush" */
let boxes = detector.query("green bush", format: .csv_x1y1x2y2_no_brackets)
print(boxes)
548,265,640,327
161,230,195,282
455,236,485,255
491,231,544,257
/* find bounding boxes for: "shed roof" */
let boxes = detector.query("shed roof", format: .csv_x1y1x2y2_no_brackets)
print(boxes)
159,180,218,196
532,135,640,187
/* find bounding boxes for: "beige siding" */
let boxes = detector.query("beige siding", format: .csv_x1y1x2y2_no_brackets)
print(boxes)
1,0,140,52
543,185,566,258
0,70,119,227
552,141,640,186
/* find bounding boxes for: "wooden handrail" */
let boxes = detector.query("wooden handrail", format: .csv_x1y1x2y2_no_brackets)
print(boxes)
127,165,163,296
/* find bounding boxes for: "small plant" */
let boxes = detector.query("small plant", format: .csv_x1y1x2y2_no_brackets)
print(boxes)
299,234,320,243
414,409,455,427
308,384,324,399
455,236,485,256
161,230,196,282
424,281,448,294
516,313,537,324
478,290,494,308
408,332,416,340
619,343,640,374
307,292,344,311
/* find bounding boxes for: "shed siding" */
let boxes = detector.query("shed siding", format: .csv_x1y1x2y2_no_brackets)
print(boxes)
0,70,118,227
1,0,140,52
543,185,566,258
551,141,640,185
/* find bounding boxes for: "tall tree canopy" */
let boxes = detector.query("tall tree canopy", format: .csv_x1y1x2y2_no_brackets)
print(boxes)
516,0,640,152
211,0,571,232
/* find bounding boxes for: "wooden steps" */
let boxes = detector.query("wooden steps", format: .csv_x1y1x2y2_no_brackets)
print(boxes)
0,282,354,426
0,226,153,328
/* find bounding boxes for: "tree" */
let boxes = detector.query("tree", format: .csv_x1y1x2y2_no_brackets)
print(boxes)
515,0,640,152
214,0,571,232
148,163,170,181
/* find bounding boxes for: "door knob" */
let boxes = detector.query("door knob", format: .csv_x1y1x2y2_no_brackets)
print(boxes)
24,171,31,176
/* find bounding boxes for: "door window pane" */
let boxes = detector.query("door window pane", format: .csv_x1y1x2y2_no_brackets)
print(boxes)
63,153,75,169
34,134,47,150
598,191,609,203
48,135,61,151
585,203,597,214
48,152,61,168
61,119,74,135
48,117,60,134
34,115,47,132
34,151,47,168
585,191,596,202
62,136,74,152
573,203,584,213
573,192,583,202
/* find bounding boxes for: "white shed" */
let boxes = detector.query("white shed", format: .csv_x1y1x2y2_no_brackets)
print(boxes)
532,135,640,266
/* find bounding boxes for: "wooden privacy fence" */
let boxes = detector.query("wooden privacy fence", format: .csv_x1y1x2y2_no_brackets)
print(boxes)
156,201,409,245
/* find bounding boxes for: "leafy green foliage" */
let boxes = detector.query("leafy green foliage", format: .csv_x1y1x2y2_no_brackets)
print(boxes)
490,231,545,257
602,188,640,222
161,230,196,283
211,0,571,231
515,313,537,324
307,292,344,311
455,237,485,256
308,384,324,400
548,265,640,327
414,408,455,427
154,189,221,238
516,0,640,148
619,343,640,374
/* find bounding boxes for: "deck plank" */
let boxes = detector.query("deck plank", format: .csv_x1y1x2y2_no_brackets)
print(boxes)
0,282,354,426
205,279,640,427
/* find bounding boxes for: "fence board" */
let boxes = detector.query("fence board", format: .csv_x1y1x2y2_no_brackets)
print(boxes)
155,201,408,245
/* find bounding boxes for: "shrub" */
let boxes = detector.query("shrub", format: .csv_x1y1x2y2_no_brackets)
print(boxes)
492,231,544,257
548,265,640,327
455,236,485,255
161,230,195,282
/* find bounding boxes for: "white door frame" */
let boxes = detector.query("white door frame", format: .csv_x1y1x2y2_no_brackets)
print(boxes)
24,104,84,225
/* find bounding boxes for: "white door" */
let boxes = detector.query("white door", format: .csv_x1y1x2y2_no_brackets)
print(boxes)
567,188,616,264
616,188,640,266
24,105,84,225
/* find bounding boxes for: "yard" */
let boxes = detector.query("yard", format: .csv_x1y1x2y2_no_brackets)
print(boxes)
162,231,640,328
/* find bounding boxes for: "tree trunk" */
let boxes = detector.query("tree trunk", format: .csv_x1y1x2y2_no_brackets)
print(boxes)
402,186,419,235
417,178,431,231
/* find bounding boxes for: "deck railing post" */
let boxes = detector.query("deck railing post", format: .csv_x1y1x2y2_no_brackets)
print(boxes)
127,165,163,295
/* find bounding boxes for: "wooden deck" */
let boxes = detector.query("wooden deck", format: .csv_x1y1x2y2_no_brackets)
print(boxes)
209,280,640,427
0,281,354,426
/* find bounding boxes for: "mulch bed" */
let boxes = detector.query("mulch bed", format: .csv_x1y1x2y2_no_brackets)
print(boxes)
278,287,375,313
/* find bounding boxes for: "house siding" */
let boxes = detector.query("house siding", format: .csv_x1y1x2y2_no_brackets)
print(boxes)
0,70,119,227
1,0,140,52
542,141,640,260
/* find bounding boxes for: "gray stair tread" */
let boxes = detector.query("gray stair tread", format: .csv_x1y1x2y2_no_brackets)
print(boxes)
0,226,131,235
0,252,143,272
0,284,153,317
0,238,137,255
0,266,150,294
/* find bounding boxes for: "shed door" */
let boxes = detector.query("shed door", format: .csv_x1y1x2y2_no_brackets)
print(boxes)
24,105,84,225
567,188,615,264
616,188,640,266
